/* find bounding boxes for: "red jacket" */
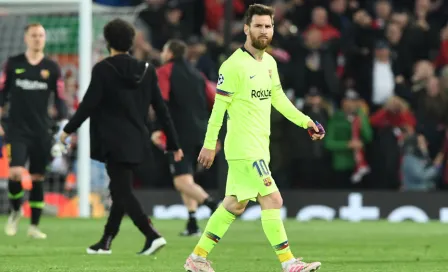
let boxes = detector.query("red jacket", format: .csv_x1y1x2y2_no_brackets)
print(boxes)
370,108,416,129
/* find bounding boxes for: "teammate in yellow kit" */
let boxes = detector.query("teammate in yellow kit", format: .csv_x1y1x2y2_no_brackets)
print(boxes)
184,4,324,272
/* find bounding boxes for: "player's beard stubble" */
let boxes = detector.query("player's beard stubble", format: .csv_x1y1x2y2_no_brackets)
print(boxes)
249,30,272,50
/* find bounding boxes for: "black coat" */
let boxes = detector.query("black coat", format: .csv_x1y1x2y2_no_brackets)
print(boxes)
64,54,179,163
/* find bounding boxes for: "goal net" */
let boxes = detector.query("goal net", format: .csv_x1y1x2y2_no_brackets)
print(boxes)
0,1,139,217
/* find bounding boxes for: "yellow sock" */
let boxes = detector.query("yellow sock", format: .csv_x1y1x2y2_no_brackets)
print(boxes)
193,246,209,258
191,205,236,258
261,209,295,263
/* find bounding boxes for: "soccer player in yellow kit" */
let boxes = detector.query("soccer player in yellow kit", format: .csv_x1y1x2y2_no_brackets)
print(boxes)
184,4,324,272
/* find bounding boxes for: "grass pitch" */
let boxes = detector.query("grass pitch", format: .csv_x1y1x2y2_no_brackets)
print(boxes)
1,217,447,271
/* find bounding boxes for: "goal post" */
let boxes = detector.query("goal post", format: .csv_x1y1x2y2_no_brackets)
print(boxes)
77,0,92,218
0,0,138,217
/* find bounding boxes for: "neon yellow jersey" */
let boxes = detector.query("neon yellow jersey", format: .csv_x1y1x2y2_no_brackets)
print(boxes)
204,48,312,161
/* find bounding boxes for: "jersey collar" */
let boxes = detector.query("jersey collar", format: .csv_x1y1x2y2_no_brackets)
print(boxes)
240,46,257,60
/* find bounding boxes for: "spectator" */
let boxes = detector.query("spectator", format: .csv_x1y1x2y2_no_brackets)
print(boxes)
328,0,351,35
370,96,416,132
204,0,245,32
402,134,441,191
415,76,448,159
303,7,341,42
373,0,392,29
434,26,448,70
134,0,167,63
410,60,434,94
325,90,373,188
369,96,416,189
186,36,217,81
287,87,331,188
408,0,440,62
292,29,339,99
352,39,409,110
439,66,448,91
386,22,412,80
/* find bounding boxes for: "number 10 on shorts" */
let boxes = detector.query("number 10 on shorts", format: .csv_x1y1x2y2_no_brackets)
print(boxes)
252,159,270,177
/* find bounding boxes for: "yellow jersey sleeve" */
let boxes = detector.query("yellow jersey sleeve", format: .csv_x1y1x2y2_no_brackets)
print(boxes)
215,61,239,103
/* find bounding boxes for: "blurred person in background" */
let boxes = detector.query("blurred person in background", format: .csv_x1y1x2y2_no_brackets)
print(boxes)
434,25,448,71
439,66,448,91
414,76,448,161
408,0,440,62
135,0,190,58
351,40,409,110
410,60,434,94
350,9,378,56
373,0,392,29
325,90,372,188
402,134,442,191
1,23,67,239
287,87,331,188
153,39,218,236
369,96,416,189
303,6,341,43
186,36,217,82
328,0,352,35
292,28,339,99
385,22,412,80
134,0,167,61
370,96,416,133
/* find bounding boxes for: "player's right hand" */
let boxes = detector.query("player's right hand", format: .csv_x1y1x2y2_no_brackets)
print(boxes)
198,147,216,169
0,125,5,137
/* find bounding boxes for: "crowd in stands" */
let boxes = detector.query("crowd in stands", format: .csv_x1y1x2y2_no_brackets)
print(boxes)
96,0,448,191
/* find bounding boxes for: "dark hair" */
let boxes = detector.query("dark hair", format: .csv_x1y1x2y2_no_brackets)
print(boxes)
165,39,187,59
103,18,135,52
25,23,43,32
244,4,274,26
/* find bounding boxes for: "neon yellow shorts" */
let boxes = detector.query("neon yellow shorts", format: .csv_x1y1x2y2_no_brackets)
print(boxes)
225,159,279,202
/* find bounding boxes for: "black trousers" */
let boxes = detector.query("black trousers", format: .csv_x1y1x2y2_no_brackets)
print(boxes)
103,160,159,239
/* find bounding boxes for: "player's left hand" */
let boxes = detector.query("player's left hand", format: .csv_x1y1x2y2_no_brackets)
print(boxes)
198,147,216,169
307,120,325,141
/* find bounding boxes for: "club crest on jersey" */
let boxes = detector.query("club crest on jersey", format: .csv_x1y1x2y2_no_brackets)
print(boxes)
268,69,272,79
41,69,50,79
263,177,272,187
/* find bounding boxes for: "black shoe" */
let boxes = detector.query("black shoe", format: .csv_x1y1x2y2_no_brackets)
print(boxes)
86,241,112,255
137,237,167,255
180,220,201,237
179,228,202,237
203,197,218,214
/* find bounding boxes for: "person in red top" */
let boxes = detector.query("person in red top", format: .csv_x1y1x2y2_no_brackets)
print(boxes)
204,0,245,31
303,7,340,42
370,96,416,132
434,26,448,69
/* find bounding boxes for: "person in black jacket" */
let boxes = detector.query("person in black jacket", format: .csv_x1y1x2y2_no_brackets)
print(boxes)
154,39,218,236
60,18,183,255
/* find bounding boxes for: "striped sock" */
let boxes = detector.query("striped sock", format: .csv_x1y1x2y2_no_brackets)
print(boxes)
8,180,23,212
29,181,45,226
192,205,235,258
261,209,295,263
